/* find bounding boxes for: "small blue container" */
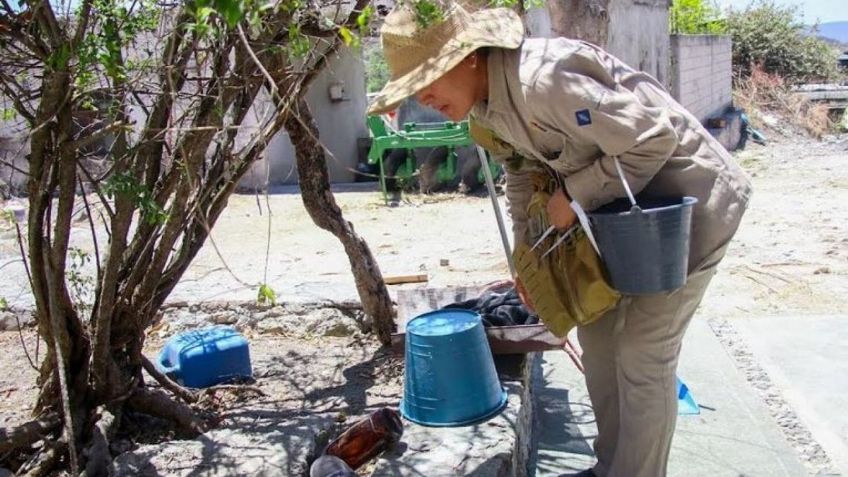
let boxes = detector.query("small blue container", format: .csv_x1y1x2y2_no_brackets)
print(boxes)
156,326,252,388
400,310,507,427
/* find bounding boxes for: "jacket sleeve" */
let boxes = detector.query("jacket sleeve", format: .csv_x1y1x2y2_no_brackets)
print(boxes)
532,65,679,211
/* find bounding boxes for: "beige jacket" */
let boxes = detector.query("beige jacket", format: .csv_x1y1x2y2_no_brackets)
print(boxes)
470,38,752,272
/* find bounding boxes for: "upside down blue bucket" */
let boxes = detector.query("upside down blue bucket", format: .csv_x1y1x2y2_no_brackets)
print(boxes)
400,309,507,427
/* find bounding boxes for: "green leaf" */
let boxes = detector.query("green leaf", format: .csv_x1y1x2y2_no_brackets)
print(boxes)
214,0,245,28
288,25,310,58
1,109,15,121
0,297,7,311
356,5,374,33
257,283,277,305
410,0,445,28
339,26,354,46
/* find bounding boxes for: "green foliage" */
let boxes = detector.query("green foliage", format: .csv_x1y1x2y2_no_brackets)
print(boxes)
103,173,169,225
287,24,311,58
74,0,159,91
2,108,15,121
670,0,725,34
410,0,445,28
0,296,7,311
257,283,276,306
67,247,95,313
363,42,390,93
724,1,840,83
0,208,15,225
47,44,71,71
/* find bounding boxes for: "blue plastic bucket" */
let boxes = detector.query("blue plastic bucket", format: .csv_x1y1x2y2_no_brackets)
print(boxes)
400,309,507,427
589,196,698,295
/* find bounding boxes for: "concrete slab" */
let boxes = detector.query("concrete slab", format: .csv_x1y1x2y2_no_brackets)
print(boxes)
733,315,848,475
531,318,808,477
372,353,540,477
372,384,524,477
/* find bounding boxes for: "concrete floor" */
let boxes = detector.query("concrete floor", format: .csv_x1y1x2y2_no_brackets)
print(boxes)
733,315,848,476
531,317,816,477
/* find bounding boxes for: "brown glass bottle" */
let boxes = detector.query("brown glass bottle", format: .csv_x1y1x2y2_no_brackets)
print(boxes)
324,407,404,470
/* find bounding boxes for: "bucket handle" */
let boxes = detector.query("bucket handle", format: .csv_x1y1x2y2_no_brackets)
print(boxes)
568,156,636,258
157,354,180,379
612,156,640,211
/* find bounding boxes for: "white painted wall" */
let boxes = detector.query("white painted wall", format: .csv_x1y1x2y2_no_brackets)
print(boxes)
240,45,368,189
526,0,670,87
669,34,733,124
607,0,671,87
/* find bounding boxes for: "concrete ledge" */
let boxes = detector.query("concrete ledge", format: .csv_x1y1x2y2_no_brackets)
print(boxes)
372,353,541,477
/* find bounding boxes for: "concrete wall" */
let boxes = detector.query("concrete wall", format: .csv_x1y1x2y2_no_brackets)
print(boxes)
240,45,368,189
524,6,553,38
607,0,670,87
526,0,670,87
669,34,733,124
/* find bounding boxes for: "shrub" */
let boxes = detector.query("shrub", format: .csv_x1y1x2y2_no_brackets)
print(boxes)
724,1,840,83
734,64,833,138
363,40,390,93
670,0,725,34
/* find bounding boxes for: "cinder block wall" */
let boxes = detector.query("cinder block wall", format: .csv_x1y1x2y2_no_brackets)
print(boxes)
670,35,732,124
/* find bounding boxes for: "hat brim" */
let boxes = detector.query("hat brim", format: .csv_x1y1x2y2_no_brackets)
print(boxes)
367,8,523,116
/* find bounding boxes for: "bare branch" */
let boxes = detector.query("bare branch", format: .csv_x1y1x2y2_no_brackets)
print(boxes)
0,72,37,124
76,162,115,219
78,178,103,317
0,158,30,177
83,408,116,477
30,0,63,49
0,413,60,454
63,121,128,153
71,0,94,49
19,440,64,477
128,387,205,436
141,355,197,404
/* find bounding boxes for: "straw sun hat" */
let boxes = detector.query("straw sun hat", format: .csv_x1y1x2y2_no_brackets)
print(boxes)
367,1,524,115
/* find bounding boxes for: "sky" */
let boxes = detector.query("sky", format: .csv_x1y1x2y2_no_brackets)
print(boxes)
712,0,847,24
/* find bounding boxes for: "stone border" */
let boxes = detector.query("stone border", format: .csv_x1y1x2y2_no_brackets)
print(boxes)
369,352,541,477
709,317,838,476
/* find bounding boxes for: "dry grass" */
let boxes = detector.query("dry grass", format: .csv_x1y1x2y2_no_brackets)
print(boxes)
734,65,834,139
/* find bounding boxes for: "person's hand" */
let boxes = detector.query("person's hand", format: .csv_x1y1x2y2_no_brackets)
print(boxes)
514,276,535,313
546,188,576,231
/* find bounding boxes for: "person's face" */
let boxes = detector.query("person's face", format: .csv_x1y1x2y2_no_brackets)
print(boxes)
415,53,487,121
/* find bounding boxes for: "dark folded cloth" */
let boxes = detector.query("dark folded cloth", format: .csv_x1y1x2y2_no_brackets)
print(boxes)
442,287,539,327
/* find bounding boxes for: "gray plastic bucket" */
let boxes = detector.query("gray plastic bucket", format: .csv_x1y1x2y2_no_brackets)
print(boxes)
579,157,698,295
589,195,697,295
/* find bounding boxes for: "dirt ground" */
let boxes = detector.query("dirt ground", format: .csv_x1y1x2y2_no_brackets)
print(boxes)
0,130,846,473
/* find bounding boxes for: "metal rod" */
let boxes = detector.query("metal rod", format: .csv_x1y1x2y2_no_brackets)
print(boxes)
476,146,516,278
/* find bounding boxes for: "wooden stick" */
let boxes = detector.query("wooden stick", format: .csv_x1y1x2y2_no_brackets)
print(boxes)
384,274,428,285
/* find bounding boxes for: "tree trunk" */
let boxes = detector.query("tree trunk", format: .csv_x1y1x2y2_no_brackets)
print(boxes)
547,0,610,47
285,100,395,346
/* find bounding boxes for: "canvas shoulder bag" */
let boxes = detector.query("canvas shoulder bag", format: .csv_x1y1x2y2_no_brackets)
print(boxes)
512,173,620,337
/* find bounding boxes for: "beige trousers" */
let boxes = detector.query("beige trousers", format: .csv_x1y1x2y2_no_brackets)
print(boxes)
577,252,724,477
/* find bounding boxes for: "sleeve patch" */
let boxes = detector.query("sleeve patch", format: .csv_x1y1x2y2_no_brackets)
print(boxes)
575,109,592,126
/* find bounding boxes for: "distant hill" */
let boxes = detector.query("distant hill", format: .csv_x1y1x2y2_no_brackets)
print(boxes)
817,21,848,45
